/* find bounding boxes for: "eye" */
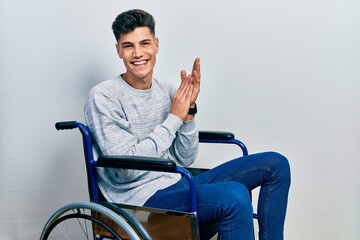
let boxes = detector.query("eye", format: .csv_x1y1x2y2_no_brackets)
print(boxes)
122,44,133,49
141,41,151,46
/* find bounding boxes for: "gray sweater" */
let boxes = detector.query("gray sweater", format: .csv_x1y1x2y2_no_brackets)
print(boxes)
84,75,199,205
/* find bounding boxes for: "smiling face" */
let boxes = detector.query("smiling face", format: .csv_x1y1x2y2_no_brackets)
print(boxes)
116,26,159,90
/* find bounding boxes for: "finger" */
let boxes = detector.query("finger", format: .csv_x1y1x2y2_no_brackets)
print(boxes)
176,76,191,100
193,70,200,84
177,70,188,92
191,58,199,72
177,85,191,104
186,83,194,101
176,70,188,93
181,70,187,82
191,71,200,94
187,74,193,84
184,75,194,95
192,58,201,78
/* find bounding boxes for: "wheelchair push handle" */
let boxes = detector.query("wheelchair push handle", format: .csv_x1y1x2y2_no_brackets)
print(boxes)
55,121,78,130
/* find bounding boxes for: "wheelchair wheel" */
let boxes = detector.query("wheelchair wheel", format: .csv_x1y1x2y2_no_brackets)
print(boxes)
40,201,146,240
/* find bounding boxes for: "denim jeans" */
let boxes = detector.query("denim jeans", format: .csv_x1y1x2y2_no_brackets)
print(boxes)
144,152,291,240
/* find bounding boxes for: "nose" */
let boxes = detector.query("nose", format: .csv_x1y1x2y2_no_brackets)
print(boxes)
132,45,143,58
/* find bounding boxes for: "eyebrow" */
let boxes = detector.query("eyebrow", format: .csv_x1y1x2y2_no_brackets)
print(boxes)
120,38,152,46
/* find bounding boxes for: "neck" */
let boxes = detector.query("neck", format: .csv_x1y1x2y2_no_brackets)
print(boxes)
122,73,152,90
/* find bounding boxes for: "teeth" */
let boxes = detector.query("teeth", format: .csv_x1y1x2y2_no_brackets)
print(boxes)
133,60,147,65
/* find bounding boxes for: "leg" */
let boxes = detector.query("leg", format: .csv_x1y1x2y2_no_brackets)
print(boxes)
144,182,254,240
195,152,291,240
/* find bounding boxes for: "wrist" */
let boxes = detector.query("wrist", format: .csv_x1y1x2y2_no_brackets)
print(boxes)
184,114,195,121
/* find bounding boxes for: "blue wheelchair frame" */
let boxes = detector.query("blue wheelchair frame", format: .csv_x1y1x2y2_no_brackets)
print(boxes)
55,121,249,238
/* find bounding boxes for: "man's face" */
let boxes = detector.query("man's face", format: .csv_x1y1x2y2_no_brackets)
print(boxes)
116,27,159,88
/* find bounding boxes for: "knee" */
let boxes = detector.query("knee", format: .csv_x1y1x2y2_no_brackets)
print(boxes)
198,182,253,237
221,182,253,212
263,152,291,185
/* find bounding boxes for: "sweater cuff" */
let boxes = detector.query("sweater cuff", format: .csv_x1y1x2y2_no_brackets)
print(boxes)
165,114,184,133
180,117,197,133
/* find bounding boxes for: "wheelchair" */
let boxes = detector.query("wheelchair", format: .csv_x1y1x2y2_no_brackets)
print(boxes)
40,121,251,240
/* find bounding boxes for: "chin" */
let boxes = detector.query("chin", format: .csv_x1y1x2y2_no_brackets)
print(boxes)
134,69,153,79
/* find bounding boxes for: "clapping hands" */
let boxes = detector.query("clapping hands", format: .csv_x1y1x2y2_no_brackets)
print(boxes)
171,58,201,121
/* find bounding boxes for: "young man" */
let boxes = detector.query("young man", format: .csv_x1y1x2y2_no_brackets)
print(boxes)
85,9,291,240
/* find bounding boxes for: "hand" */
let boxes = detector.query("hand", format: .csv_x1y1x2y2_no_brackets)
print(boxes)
181,58,201,107
170,73,194,121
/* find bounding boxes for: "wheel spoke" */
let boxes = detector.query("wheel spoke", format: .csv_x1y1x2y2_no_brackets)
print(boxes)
40,202,144,240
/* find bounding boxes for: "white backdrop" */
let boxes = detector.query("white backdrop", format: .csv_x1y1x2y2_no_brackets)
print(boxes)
1,0,359,239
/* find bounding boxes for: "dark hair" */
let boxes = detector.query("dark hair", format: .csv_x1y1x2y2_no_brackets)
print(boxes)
112,9,156,42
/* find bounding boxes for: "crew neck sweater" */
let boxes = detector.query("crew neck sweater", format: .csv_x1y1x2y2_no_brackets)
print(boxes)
84,75,199,205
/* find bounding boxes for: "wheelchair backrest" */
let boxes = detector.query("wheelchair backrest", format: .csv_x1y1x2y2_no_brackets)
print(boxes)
55,121,101,201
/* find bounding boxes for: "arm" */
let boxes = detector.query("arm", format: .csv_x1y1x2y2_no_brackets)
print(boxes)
168,58,201,166
169,118,199,167
84,79,183,159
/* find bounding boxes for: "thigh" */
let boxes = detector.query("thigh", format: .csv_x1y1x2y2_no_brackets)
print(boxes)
144,181,252,222
194,151,287,190
144,151,286,209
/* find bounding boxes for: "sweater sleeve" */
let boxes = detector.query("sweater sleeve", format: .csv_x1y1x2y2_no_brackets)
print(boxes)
166,82,199,167
169,118,199,167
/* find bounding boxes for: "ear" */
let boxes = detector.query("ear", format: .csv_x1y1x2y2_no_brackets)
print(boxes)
115,43,123,59
155,37,159,54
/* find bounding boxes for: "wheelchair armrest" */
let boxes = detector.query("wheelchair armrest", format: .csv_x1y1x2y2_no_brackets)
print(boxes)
199,130,248,156
97,155,177,172
97,155,198,212
199,131,235,141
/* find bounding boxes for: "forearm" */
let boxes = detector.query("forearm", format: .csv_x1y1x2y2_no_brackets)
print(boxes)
170,118,199,166
87,111,182,158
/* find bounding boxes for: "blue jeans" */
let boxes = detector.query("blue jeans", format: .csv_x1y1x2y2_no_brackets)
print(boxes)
144,152,291,240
